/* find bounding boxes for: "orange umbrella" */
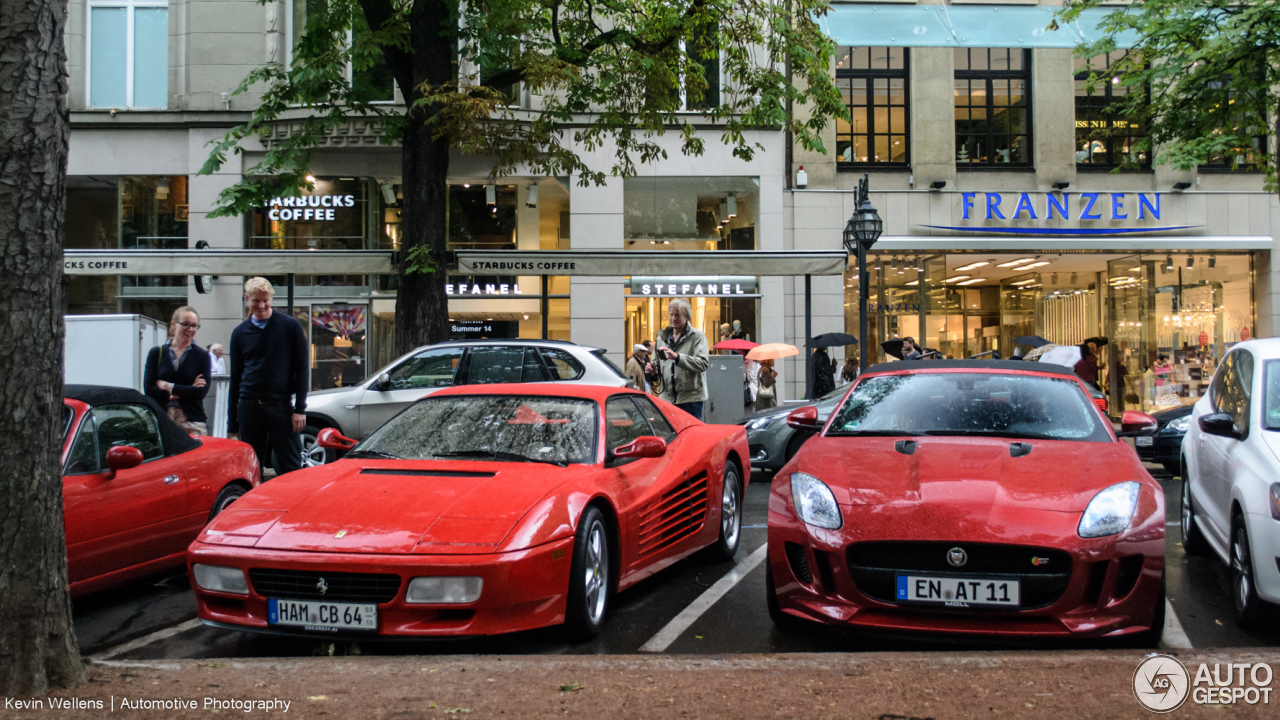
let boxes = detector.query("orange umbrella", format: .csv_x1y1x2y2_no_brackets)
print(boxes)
747,343,799,361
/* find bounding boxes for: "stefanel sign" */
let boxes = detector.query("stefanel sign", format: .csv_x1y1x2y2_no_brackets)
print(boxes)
628,276,757,297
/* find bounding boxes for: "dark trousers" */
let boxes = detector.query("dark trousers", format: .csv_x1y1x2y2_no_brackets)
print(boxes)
676,401,704,421
238,400,302,477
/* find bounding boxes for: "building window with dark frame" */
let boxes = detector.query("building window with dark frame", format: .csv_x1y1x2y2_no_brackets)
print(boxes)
1074,50,1149,169
1200,78,1267,172
954,48,1031,166
836,47,908,167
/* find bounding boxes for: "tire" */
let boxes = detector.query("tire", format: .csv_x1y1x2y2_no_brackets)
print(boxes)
208,483,247,522
1128,573,1166,649
563,506,610,641
273,424,333,471
1230,514,1267,629
705,463,743,562
1160,461,1179,476
1180,472,1208,556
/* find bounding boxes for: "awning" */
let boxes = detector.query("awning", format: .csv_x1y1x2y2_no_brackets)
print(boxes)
455,250,849,276
64,249,396,276
823,5,1139,49
870,236,1274,253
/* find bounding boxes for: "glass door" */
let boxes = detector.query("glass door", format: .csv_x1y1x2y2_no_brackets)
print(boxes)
1001,271,1042,359
1107,256,1151,413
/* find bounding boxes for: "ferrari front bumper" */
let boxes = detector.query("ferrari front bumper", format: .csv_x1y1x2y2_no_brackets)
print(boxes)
188,537,575,638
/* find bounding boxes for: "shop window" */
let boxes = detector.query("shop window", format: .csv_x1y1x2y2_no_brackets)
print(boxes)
1200,78,1267,172
682,23,720,111
835,47,908,167
624,177,757,250
309,304,367,390
954,48,1031,166
290,0,395,103
1074,51,1149,169
249,177,370,287
88,0,168,109
448,185,517,250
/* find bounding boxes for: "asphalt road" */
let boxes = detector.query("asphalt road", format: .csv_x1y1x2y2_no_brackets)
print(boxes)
74,463,1280,662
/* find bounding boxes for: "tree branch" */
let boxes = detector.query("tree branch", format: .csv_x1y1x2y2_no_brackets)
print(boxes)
357,0,413,98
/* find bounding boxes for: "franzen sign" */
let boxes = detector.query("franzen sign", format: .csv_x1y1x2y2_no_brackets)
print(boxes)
921,192,1197,236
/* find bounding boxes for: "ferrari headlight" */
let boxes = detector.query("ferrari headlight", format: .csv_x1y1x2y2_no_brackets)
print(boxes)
406,576,483,604
1269,483,1280,521
1163,415,1191,434
192,564,249,595
790,472,842,529
747,413,787,430
1078,482,1141,538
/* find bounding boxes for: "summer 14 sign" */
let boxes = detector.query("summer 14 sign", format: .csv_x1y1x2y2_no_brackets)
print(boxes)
923,192,1198,236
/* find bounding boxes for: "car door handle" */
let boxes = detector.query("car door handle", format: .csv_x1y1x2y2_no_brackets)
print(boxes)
164,475,180,485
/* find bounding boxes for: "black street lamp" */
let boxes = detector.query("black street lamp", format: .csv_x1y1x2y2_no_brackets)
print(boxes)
843,174,883,371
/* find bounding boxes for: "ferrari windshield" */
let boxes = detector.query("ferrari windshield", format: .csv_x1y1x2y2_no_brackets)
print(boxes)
827,372,1110,442
356,395,598,465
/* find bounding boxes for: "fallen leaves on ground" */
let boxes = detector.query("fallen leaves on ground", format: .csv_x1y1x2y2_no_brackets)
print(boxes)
558,683,584,692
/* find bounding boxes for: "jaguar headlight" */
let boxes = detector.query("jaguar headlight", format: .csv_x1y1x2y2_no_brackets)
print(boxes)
790,472,843,529
1078,482,1141,538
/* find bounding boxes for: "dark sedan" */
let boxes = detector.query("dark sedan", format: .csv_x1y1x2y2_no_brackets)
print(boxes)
1131,404,1192,474
740,386,847,471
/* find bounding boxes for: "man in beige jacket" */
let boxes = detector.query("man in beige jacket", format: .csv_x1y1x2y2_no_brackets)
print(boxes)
645,298,710,419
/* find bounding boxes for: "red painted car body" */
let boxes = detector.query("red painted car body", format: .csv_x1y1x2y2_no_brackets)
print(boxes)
768,362,1166,642
61,386,260,598
188,384,750,638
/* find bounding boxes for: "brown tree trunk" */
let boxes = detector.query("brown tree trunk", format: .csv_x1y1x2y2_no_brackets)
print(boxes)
390,0,456,356
0,0,86,695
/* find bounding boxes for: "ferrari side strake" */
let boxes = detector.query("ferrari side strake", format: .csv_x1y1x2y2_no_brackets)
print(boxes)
189,384,749,640
767,360,1167,646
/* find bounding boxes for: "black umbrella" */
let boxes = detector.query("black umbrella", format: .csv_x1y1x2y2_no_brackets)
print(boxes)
1013,335,1051,348
811,332,859,348
882,339,905,360
1085,336,1110,348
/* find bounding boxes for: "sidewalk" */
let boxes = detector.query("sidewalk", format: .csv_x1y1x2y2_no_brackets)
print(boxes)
8,650,1278,719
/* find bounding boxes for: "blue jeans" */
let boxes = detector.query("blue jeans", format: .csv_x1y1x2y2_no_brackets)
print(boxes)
676,401,704,420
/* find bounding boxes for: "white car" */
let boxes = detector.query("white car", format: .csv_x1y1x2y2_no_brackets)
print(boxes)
297,339,632,467
1181,338,1280,628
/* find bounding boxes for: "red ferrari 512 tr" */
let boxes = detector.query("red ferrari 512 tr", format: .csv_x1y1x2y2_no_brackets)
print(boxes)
767,360,1167,646
189,385,749,639
62,385,260,597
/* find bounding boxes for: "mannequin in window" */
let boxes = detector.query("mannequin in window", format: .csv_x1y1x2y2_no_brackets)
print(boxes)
730,319,749,342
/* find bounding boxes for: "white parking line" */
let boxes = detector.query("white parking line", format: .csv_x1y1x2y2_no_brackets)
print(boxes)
1161,599,1193,649
638,543,769,653
90,618,204,661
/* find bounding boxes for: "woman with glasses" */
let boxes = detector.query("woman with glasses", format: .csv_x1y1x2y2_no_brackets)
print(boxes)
144,306,213,435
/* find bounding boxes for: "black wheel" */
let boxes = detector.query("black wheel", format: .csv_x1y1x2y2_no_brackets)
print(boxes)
1128,573,1166,649
564,506,610,641
1230,515,1267,629
273,424,333,471
1180,468,1208,556
705,463,742,562
208,483,247,522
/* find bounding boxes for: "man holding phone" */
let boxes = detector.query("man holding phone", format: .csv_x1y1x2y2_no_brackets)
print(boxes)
645,298,710,420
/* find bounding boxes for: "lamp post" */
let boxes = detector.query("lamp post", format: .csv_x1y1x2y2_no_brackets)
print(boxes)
843,174,883,372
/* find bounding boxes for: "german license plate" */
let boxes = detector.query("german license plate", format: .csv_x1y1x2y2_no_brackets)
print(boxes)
1135,436,1154,447
268,598,377,632
896,576,1020,608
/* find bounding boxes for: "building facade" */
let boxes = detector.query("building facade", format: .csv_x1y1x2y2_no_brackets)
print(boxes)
62,0,1278,413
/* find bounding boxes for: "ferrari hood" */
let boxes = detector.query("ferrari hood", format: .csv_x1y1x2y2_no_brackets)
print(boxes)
229,460,590,554
803,436,1142,513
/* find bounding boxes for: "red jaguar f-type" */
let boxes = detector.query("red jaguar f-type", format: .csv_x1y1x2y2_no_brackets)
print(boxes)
189,385,749,639
767,360,1166,645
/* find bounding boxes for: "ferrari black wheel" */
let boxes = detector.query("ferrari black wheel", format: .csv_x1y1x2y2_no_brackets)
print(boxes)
564,506,610,641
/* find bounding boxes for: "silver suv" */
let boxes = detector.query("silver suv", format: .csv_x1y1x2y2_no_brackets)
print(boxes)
299,340,631,466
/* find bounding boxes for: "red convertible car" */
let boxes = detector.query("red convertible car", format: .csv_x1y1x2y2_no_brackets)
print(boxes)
62,385,260,597
767,361,1166,646
189,385,749,639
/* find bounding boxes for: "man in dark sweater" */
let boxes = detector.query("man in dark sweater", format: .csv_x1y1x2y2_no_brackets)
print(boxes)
229,277,310,477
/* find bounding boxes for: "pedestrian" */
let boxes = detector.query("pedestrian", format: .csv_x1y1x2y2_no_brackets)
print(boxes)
228,277,310,477
1074,341,1103,391
646,298,710,419
901,337,923,360
144,306,212,435
743,351,760,409
840,356,858,384
625,343,650,391
209,343,226,374
811,347,835,398
641,339,661,393
755,359,778,411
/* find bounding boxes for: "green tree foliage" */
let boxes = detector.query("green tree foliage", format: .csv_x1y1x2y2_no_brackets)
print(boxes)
200,0,843,352
1057,1,1278,196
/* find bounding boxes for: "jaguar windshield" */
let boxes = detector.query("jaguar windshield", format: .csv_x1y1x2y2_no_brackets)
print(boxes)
827,371,1110,442
355,395,598,465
